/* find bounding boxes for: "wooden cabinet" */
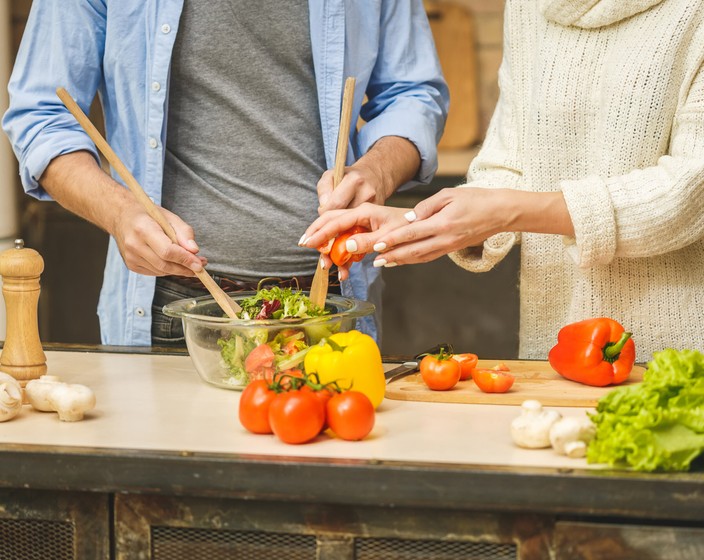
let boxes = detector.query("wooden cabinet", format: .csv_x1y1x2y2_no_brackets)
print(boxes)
2,490,703,559
0,489,109,560
114,495,530,560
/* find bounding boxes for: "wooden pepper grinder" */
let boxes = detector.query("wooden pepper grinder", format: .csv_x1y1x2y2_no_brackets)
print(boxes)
0,239,47,385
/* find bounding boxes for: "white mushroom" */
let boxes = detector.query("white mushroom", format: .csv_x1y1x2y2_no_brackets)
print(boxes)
26,376,95,422
0,372,23,422
47,383,96,422
25,375,62,412
549,416,596,458
511,400,562,449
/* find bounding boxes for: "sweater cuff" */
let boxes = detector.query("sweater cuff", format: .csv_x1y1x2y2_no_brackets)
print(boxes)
560,175,617,267
449,232,519,273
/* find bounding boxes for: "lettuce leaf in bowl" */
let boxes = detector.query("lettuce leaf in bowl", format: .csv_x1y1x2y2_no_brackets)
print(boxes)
237,286,329,320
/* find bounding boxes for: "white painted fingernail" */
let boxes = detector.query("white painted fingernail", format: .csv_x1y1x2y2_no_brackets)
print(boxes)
384,262,398,268
345,239,358,252
298,234,307,246
319,256,326,270
373,258,387,268
404,210,417,222
373,242,387,252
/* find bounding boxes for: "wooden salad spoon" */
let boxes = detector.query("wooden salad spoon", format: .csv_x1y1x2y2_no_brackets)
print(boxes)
309,76,356,308
55,87,242,318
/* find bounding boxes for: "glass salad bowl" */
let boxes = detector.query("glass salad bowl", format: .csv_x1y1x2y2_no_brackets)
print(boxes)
163,291,375,390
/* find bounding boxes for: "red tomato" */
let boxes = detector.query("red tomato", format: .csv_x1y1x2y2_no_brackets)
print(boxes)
268,390,325,444
328,226,370,267
326,391,375,441
301,385,335,433
471,368,515,393
420,354,461,391
452,353,479,381
238,380,276,434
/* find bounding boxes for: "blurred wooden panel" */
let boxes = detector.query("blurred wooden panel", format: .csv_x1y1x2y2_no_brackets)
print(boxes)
425,1,479,149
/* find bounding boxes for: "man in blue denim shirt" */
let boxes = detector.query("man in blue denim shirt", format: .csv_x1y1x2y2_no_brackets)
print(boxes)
3,0,448,347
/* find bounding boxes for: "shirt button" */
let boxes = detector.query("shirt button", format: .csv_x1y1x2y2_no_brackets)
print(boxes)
149,137,158,149
161,23,171,34
135,307,145,317
151,81,161,92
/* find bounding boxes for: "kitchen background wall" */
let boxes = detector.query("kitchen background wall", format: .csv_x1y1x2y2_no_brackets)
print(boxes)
2,0,519,358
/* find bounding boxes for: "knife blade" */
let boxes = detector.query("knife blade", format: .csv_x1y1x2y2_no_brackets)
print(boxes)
385,342,454,384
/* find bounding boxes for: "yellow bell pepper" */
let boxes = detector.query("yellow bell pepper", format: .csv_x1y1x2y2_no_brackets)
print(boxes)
304,330,385,409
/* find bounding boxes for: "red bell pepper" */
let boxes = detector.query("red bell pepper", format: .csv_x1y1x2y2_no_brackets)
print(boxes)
547,318,635,387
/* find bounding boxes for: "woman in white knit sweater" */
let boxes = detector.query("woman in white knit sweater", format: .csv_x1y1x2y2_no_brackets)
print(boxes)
303,0,704,362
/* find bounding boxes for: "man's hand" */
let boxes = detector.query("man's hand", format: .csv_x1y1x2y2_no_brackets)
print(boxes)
111,200,206,277
41,151,205,277
316,135,421,213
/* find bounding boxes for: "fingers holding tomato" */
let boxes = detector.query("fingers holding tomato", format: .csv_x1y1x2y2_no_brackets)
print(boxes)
328,226,370,267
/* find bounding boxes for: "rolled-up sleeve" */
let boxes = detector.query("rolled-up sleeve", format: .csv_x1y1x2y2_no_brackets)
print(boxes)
356,0,449,185
2,0,106,200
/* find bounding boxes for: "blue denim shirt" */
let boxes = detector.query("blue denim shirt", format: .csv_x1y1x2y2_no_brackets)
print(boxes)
3,0,448,346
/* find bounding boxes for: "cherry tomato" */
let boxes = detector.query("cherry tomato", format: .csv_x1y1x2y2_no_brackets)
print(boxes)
268,390,325,444
301,385,335,433
452,352,479,381
326,391,375,441
420,352,460,391
471,368,515,393
328,226,370,267
238,380,276,434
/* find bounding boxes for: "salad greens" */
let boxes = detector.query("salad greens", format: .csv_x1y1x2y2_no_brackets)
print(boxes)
218,329,310,385
237,286,329,321
217,286,337,385
218,331,265,384
587,348,704,472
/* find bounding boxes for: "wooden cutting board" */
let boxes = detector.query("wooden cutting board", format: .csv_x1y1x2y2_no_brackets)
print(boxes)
385,360,646,407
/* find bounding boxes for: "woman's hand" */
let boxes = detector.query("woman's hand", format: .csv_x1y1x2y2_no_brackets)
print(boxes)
302,187,509,278
301,203,410,280
364,187,510,267
302,186,574,279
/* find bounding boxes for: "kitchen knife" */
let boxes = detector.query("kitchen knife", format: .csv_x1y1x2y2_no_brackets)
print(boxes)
385,343,454,384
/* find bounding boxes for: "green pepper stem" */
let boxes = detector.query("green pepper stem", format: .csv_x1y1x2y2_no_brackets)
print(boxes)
604,332,632,361
326,339,345,353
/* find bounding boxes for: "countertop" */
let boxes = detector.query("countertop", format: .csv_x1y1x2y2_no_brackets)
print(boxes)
0,349,702,522
0,350,591,470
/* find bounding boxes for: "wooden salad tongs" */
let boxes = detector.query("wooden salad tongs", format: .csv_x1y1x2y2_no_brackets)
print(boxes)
55,87,242,318
309,77,356,308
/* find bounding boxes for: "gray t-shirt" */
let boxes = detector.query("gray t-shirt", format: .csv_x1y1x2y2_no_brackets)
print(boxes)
163,0,326,280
